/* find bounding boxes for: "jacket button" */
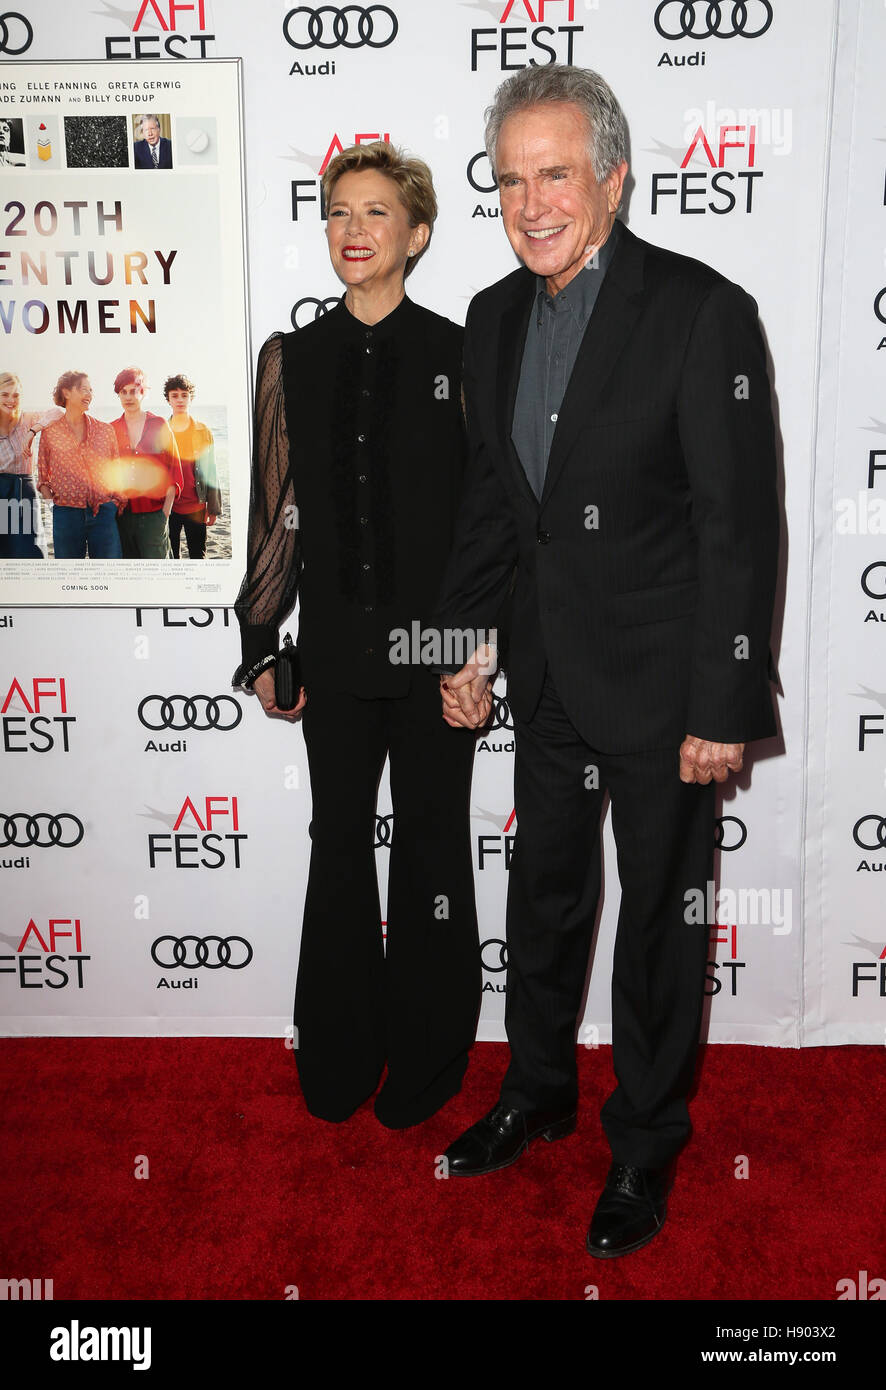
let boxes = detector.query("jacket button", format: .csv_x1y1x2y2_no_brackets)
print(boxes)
537,529,550,545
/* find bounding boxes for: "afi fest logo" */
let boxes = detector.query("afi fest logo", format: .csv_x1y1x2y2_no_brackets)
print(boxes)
134,607,233,629
650,119,767,215
0,917,89,989
844,929,886,1000
475,806,517,870
835,447,886,536
146,795,246,868
705,922,746,998
290,130,392,222
1,676,74,753
102,0,215,59
854,686,886,757
468,0,585,72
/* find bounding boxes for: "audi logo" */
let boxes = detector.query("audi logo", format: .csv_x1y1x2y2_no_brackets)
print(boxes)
137,695,242,732
1,812,84,849
291,296,341,330
151,935,253,969
714,815,747,851
0,11,32,54
489,694,513,733
481,938,508,973
861,561,886,600
654,1,773,39
283,5,398,50
852,815,886,852
374,813,393,848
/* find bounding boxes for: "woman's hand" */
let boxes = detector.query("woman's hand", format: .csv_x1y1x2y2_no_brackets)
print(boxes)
252,667,306,721
38,484,54,500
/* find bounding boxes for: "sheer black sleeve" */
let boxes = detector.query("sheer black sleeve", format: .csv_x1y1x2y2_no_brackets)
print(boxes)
232,333,300,688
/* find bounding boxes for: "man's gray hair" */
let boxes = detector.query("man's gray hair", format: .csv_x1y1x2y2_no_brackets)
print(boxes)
484,65,628,182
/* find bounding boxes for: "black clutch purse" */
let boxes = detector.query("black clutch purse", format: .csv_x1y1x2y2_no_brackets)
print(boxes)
274,633,302,711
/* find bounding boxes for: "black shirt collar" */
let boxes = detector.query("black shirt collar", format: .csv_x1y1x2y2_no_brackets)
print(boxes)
334,292,414,343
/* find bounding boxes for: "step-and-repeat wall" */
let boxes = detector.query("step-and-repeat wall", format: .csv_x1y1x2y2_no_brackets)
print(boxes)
1,0,882,1044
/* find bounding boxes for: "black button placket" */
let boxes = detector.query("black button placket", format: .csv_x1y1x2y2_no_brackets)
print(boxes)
357,327,376,659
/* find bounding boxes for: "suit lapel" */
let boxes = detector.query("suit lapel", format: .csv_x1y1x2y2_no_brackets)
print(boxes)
496,274,538,506
540,225,647,507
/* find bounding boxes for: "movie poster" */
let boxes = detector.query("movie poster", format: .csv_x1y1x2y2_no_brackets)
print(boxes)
0,59,250,604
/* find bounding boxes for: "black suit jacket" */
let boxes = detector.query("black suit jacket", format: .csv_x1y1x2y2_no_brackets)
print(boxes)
135,136,172,169
433,223,779,755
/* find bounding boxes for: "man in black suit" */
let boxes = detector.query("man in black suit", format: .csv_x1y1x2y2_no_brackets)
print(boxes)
134,115,172,169
435,65,779,1258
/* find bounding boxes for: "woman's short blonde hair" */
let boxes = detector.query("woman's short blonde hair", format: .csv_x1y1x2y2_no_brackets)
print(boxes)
321,141,437,277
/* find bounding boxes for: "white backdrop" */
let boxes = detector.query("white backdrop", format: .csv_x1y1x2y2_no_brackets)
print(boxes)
1,0,882,1045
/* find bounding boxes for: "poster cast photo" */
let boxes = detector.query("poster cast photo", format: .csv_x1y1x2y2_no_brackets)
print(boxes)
0,367,221,560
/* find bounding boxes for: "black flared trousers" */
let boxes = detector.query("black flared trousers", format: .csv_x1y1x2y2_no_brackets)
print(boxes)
294,670,481,1126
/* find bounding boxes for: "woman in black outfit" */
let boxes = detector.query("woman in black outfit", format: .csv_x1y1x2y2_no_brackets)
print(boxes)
234,143,484,1128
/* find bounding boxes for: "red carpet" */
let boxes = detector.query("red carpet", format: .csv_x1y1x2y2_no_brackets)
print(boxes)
0,1040,881,1301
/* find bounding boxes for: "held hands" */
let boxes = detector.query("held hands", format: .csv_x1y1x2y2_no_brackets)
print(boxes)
679,735,744,784
253,667,306,722
440,643,497,729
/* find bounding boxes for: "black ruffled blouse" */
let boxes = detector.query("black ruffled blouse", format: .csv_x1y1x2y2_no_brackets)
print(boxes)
234,294,467,698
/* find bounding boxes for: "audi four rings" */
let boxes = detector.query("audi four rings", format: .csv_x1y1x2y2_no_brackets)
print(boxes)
1,813,84,849
374,814,393,848
0,12,31,53
283,5,398,50
137,696,242,732
654,1,773,39
852,816,886,851
489,695,513,733
151,936,254,969
714,816,748,851
290,297,342,329
481,939,509,973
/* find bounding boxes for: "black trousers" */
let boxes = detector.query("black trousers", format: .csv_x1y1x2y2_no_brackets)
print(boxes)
294,670,481,1126
500,672,715,1168
169,509,207,559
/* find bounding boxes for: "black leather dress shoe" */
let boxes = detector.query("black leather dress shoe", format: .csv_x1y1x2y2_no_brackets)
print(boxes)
444,1101,576,1176
586,1162,672,1258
